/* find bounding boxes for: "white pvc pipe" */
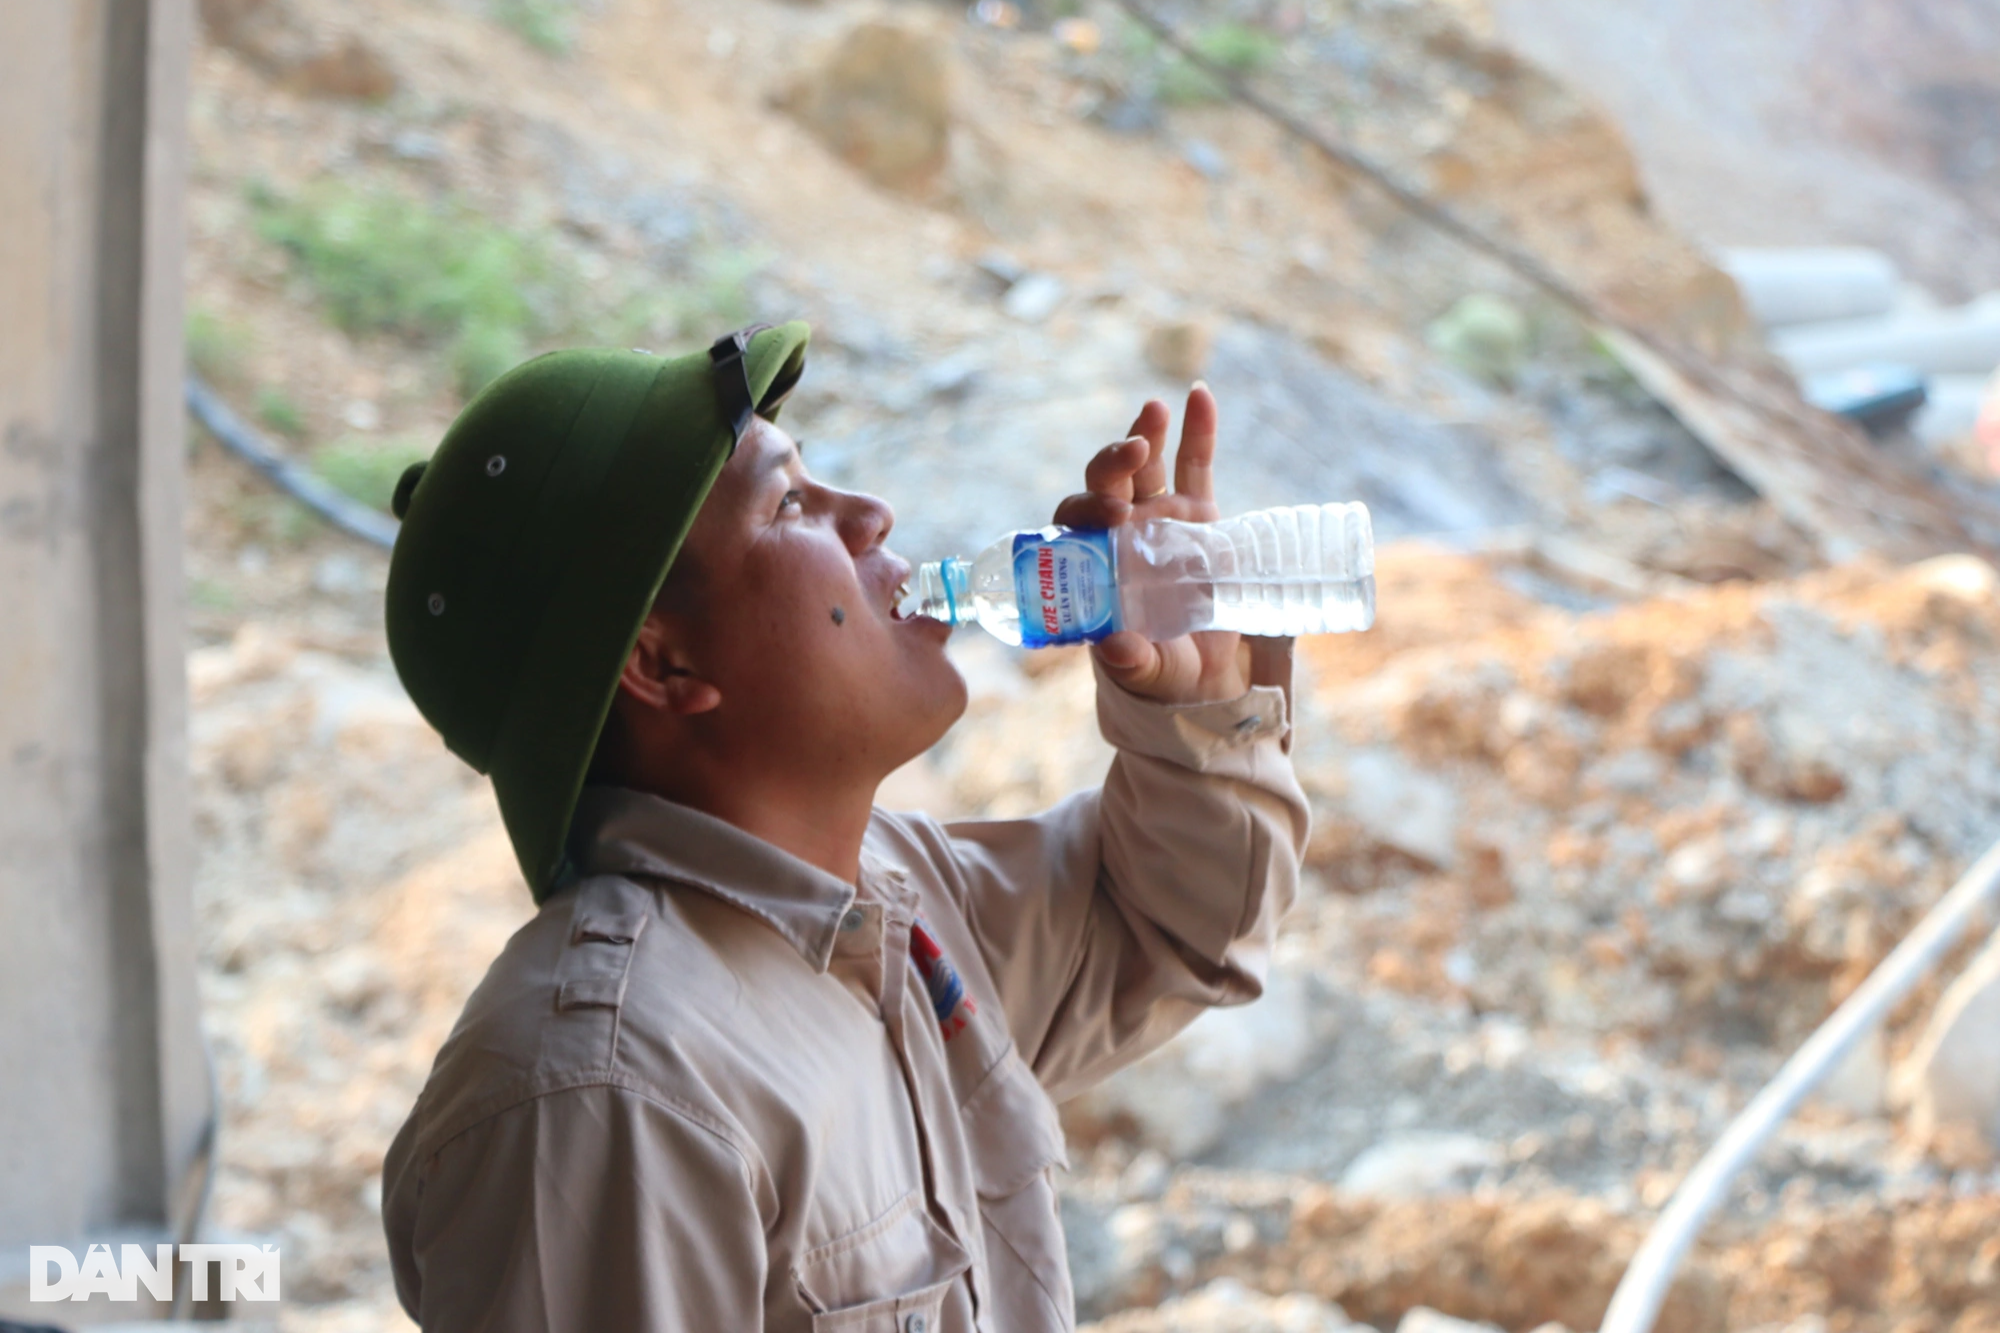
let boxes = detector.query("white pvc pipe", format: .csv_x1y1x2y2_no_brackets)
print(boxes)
1599,834,2000,1333
1771,295,2000,378
1719,248,1902,330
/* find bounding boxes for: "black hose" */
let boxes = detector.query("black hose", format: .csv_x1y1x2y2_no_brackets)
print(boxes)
184,374,399,551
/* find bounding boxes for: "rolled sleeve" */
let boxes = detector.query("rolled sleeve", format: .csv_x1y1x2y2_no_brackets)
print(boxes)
936,656,1311,1104
1095,663,1294,777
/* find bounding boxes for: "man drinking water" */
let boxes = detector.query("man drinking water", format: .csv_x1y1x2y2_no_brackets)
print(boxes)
379,322,1308,1331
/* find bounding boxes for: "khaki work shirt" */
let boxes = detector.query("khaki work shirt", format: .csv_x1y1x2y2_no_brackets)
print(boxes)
383,661,1309,1332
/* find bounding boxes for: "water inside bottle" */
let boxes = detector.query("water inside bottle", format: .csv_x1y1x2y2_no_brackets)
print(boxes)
904,502,1375,645
1118,503,1375,639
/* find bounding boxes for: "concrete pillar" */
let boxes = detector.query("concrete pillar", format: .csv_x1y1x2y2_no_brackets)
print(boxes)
0,0,205,1306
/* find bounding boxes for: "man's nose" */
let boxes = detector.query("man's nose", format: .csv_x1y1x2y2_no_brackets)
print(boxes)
837,489,894,552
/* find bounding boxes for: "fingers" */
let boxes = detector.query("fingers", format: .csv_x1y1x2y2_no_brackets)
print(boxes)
1092,630,1159,682
1053,436,1146,529
1058,385,1215,535
1052,491,1130,530
1173,381,1218,504
1127,399,1171,501
1083,436,1147,496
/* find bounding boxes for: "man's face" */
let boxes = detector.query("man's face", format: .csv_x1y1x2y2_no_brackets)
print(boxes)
665,417,967,782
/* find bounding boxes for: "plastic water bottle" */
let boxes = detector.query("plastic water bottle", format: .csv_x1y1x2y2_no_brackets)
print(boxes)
904,502,1375,647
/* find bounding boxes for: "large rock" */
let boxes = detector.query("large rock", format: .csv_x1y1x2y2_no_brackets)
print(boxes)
1904,928,2000,1153
778,20,955,193
1341,748,1461,870
1396,1309,1504,1333
1815,1026,1888,1118
1062,965,1322,1157
1082,1278,1352,1332
1490,0,2000,301
1340,1132,1501,1198
1145,319,1215,381
199,0,397,101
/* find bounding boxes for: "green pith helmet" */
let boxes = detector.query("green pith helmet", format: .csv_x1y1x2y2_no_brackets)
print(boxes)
385,323,811,900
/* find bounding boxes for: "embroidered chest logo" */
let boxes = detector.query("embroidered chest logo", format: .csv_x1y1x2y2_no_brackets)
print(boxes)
909,918,978,1041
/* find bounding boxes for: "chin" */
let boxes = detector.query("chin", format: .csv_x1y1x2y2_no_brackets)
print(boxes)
915,663,970,749
898,657,968,760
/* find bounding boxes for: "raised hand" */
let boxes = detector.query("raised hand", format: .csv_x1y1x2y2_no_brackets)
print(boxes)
1050,383,1254,704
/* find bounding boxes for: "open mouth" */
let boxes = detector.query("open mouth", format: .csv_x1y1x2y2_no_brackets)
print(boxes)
889,577,912,622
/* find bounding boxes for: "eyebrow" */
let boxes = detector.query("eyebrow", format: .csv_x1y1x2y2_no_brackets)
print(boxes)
761,443,801,479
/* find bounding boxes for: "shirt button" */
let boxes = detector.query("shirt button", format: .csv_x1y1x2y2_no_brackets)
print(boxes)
840,908,865,933
905,1316,927,1333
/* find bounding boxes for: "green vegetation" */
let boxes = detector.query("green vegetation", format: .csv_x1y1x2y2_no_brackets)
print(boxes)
1584,328,1646,396
249,179,569,397
314,436,433,514
189,578,238,612
1425,292,1533,387
490,0,575,56
186,307,251,385
255,387,307,440
232,493,319,547
658,247,761,343
1139,21,1283,106
249,177,764,400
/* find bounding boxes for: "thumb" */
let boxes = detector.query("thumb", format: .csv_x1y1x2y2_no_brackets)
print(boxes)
1093,631,1157,682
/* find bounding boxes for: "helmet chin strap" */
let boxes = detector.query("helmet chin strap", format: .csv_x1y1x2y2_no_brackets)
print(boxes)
708,325,775,450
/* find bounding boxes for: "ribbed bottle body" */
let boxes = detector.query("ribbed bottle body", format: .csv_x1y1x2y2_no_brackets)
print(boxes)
906,502,1375,646
1115,502,1374,640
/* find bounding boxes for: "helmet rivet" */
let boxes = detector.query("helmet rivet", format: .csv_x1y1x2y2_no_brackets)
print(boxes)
428,593,446,616
485,455,506,477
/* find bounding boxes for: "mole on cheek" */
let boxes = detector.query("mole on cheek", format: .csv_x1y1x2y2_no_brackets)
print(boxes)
830,606,846,626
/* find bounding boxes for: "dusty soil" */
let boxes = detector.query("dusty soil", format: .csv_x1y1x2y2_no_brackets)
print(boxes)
176,1,2000,1330
1486,0,2000,302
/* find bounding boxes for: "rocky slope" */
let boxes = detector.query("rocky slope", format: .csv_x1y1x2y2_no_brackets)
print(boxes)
1486,0,2000,302
184,546,2000,1332
174,1,1999,1330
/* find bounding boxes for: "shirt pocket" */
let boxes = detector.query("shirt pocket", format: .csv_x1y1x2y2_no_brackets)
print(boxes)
807,1274,961,1333
795,1189,972,1333
962,1054,1074,1331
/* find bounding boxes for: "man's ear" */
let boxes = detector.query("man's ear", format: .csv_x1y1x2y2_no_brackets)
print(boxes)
618,612,723,716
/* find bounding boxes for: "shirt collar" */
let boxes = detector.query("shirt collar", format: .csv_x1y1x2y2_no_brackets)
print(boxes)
566,785,870,973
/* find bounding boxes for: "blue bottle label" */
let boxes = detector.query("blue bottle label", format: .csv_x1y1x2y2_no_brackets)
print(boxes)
1011,527,1120,647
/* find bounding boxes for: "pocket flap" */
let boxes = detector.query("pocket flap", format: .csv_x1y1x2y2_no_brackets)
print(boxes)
795,1190,971,1318
961,1055,1069,1199
808,1269,966,1332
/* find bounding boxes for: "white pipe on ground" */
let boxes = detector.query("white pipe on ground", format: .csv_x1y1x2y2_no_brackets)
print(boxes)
1720,248,1902,329
1599,833,2000,1333
1772,294,2000,378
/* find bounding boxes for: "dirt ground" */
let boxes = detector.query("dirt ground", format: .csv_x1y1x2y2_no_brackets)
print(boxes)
1487,0,2000,303
176,1,2000,1330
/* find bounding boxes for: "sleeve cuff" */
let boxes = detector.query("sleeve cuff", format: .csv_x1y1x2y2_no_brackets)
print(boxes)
1091,655,1292,773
